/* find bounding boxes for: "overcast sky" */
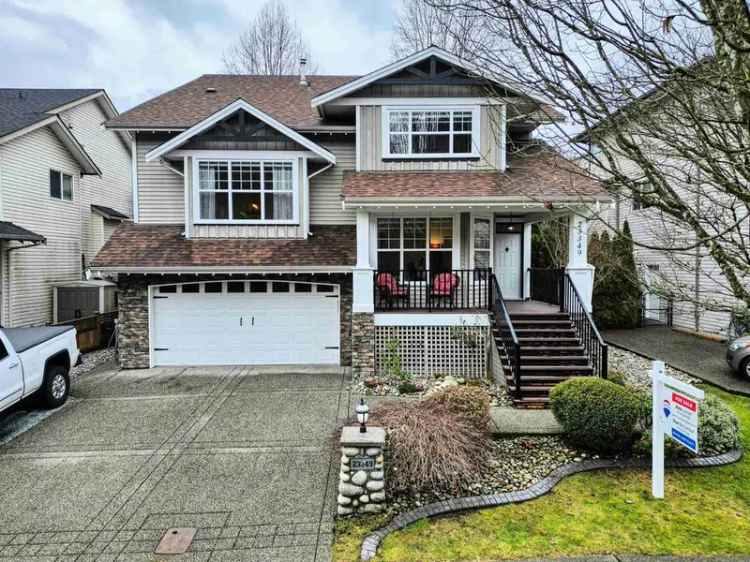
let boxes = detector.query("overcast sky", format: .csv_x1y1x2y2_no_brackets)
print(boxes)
1,0,400,112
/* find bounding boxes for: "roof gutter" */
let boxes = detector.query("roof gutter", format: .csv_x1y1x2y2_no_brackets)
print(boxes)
342,195,612,208
89,265,354,275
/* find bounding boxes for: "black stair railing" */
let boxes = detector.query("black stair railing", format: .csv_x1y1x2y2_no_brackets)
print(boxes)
561,274,608,378
373,269,492,311
490,276,522,399
528,267,565,307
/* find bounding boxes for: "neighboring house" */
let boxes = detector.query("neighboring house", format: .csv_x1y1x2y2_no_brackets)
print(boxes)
0,89,132,327
92,46,608,405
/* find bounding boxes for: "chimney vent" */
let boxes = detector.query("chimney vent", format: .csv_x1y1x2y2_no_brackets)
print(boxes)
205,87,217,94
299,57,308,87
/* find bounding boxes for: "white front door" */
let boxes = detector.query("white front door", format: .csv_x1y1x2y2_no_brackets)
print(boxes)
151,281,340,366
495,233,522,300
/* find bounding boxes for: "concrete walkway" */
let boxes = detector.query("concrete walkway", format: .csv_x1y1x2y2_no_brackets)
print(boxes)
0,365,351,561
604,327,750,396
490,407,562,435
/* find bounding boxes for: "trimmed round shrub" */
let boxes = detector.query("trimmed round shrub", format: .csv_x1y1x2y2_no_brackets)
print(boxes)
423,385,491,431
370,400,490,494
550,377,642,453
634,393,740,457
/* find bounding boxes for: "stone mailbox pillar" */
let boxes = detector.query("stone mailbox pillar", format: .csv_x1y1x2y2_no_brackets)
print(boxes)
338,426,386,515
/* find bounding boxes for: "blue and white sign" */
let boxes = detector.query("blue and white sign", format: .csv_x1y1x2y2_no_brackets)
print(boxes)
651,360,704,498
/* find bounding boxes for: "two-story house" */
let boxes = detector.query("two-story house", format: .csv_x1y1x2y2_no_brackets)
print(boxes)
0,89,132,327
92,47,609,406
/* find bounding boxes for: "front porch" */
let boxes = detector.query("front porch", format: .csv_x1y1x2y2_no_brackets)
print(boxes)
349,207,608,407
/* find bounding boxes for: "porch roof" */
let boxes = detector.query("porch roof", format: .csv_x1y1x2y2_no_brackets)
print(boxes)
90,224,356,273
342,149,609,207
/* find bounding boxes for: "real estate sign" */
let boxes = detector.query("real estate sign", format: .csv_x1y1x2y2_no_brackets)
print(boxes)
651,360,704,498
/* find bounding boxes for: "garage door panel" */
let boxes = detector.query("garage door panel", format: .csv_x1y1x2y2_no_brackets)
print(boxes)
151,282,340,366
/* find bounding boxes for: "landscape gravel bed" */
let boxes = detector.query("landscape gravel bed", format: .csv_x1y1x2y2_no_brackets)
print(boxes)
607,346,697,390
388,434,586,513
70,347,116,379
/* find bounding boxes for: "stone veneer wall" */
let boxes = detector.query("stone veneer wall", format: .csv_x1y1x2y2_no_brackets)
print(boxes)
351,313,375,379
116,273,353,369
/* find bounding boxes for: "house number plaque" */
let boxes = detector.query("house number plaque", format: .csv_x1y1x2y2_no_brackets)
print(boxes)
350,455,376,471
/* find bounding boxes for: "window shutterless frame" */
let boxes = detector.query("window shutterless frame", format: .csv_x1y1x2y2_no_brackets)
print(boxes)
381,105,481,159
191,157,299,225
49,169,73,201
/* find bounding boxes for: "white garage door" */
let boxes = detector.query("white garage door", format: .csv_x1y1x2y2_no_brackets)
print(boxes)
151,280,340,366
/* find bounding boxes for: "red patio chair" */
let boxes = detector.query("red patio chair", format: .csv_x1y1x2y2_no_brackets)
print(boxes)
376,272,410,307
430,272,460,307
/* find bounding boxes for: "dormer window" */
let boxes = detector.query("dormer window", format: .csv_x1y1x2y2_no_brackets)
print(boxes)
382,106,480,159
193,158,298,224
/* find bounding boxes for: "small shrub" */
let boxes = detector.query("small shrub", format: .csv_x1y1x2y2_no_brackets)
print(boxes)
607,370,627,386
423,385,491,431
550,377,642,453
370,400,490,494
634,393,740,457
397,381,420,394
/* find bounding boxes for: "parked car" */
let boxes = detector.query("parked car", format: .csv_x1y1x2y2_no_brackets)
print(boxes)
0,325,80,413
727,336,750,378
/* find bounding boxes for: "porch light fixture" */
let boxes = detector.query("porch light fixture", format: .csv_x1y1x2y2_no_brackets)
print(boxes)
356,398,369,433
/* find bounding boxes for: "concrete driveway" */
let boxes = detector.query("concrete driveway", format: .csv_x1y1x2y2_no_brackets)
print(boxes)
0,366,351,561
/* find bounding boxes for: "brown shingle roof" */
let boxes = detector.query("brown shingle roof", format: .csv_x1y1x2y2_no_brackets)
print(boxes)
107,75,359,130
342,149,607,201
91,224,356,270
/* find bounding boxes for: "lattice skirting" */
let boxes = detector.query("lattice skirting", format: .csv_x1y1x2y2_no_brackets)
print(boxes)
374,325,489,379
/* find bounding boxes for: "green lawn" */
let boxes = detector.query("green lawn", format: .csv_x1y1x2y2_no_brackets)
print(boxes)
333,387,750,561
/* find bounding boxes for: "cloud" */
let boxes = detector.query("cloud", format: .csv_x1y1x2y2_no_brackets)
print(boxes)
2,0,400,112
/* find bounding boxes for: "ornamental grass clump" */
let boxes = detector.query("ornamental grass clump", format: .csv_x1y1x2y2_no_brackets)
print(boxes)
370,400,490,494
423,385,492,431
550,377,642,454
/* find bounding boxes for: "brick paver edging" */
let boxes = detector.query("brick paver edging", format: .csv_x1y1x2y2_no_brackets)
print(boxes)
360,448,743,561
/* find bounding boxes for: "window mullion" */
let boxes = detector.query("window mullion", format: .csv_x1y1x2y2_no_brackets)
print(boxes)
259,162,265,221
228,160,234,220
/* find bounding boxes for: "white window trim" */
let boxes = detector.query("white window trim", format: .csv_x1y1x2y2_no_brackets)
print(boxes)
191,157,299,225
381,105,481,160
469,214,494,271
49,169,74,202
375,216,458,278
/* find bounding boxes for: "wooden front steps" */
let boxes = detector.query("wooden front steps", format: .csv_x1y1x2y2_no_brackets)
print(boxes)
495,311,594,408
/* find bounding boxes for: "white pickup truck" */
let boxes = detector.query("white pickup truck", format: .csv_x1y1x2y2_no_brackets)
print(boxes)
0,325,80,413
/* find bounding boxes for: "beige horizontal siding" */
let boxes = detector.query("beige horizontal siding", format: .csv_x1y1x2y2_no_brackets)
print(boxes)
136,135,185,224
310,142,356,225
0,127,83,326
359,105,501,171
61,99,132,265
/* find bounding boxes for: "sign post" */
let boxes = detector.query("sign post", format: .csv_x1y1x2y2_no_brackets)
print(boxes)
651,360,704,499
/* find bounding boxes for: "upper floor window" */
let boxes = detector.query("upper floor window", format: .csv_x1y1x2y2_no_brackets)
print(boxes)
50,170,73,201
382,106,480,159
195,159,296,223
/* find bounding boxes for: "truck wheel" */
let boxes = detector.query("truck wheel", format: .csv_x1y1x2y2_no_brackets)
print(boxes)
741,357,750,380
40,365,69,409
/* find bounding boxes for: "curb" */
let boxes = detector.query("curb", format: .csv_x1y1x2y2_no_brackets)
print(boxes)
360,449,743,561
604,340,750,398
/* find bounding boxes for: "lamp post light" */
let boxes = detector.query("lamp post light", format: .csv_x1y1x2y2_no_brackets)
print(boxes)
355,398,369,433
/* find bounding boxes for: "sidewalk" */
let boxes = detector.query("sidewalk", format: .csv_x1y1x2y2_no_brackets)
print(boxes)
604,326,750,396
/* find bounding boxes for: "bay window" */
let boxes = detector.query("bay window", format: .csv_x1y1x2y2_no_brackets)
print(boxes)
195,159,296,223
383,106,480,158
377,217,454,280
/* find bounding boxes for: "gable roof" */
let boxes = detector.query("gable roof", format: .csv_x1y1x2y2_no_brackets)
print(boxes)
144,99,336,164
310,45,554,110
0,88,101,137
106,75,358,131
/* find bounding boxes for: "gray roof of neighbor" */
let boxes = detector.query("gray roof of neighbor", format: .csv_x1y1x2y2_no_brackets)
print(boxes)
0,221,46,243
0,89,101,137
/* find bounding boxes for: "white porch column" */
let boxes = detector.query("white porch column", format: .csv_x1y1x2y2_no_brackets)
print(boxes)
523,222,532,299
566,211,595,311
353,209,374,313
